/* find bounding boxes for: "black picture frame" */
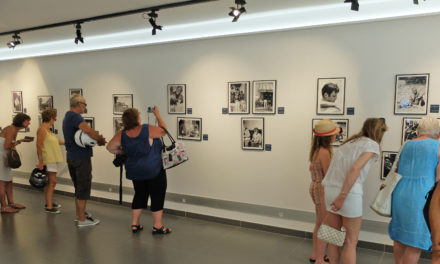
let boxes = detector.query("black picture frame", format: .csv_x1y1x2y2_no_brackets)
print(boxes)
252,80,276,114
228,81,250,114
316,77,346,115
113,94,133,115
312,118,349,146
38,95,54,113
242,117,264,150
84,117,95,129
381,151,398,180
69,88,83,100
394,73,429,115
113,117,123,135
402,117,421,143
12,91,23,113
167,84,186,114
177,117,202,141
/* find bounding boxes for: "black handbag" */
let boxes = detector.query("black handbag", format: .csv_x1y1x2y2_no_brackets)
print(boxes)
5,148,21,169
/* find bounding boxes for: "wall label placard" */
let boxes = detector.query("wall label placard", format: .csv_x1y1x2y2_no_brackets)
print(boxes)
203,134,208,141
277,107,285,114
222,108,228,114
347,107,355,115
187,108,192,114
430,104,439,113
265,144,272,151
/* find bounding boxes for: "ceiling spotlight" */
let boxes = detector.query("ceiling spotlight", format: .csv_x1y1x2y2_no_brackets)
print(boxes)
74,23,84,44
7,33,22,49
229,0,246,22
344,0,359,11
145,10,162,35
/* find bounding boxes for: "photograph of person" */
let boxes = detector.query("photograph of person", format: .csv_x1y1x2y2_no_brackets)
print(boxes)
177,117,202,141
316,78,345,115
242,118,264,150
394,74,429,115
252,80,276,114
228,81,249,114
12,91,23,113
168,84,186,114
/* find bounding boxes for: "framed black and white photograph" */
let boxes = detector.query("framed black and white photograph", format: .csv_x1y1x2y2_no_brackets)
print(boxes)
381,151,398,180
177,117,202,141
228,81,250,114
167,84,186,114
394,74,429,115
242,117,264,150
113,94,133,115
69,88,83,99
38,96,53,113
402,117,421,143
252,80,276,114
312,119,349,146
84,117,95,129
316,77,345,115
12,91,23,113
113,117,123,134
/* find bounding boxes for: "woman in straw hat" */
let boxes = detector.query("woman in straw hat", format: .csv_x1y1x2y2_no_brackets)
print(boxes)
309,119,340,264
322,118,387,264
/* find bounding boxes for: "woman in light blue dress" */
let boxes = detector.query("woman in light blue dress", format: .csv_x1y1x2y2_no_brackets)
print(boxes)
389,116,440,264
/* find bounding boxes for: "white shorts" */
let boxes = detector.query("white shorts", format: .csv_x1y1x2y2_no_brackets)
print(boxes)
324,185,363,218
45,163,61,173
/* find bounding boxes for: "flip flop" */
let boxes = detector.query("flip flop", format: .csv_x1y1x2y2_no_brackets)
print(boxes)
9,204,26,209
1,207,19,213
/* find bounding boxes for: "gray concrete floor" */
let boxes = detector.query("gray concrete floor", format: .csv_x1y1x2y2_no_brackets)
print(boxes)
0,187,431,264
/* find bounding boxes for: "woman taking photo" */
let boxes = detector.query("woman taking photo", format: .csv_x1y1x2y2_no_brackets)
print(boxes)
0,113,32,213
107,107,171,234
309,119,340,264
36,109,64,214
322,118,387,264
389,116,440,264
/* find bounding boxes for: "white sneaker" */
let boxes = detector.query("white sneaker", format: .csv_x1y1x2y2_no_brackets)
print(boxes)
77,216,100,227
74,212,92,222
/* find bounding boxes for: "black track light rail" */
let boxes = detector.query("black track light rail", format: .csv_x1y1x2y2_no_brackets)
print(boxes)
0,0,218,37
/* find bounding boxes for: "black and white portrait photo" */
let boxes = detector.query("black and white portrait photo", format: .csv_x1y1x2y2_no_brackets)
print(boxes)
167,84,186,114
69,88,83,99
12,91,23,113
394,74,429,115
177,117,202,141
316,78,345,115
38,96,53,113
252,80,276,114
242,117,264,150
402,117,421,143
312,119,349,146
113,94,133,115
381,151,398,180
113,117,123,134
84,117,95,129
228,81,249,114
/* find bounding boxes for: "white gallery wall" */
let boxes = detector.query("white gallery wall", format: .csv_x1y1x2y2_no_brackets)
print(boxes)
1,14,440,224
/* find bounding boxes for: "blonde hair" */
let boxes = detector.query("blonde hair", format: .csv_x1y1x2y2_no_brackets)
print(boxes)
417,116,440,138
342,118,387,145
309,135,333,162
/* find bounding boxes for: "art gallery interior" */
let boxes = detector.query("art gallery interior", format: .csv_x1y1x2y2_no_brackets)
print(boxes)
1,0,440,263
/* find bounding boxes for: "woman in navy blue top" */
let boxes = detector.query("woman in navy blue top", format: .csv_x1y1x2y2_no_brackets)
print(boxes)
107,107,171,234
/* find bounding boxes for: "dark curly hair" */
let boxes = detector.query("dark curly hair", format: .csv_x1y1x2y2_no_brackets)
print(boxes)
122,108,140,130
41,109,57,122
13,113,31,128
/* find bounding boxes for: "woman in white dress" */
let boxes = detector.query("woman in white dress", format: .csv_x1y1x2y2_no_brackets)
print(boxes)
322,118,387,264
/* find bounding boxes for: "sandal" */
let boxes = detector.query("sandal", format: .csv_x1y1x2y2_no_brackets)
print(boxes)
9,204,25,209
152,226,172,235
309,255,330,263
131,225,144,233
1,207,19,213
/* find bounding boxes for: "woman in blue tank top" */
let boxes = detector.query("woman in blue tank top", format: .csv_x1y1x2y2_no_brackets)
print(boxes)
107,107,171,234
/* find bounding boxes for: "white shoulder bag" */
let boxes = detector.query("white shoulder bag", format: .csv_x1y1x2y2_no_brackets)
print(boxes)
370,141,407,217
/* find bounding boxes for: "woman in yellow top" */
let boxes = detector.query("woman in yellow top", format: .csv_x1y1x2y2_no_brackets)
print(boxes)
36,110,64,214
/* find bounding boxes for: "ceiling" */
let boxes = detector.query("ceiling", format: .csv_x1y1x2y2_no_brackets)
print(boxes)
0,0,439,60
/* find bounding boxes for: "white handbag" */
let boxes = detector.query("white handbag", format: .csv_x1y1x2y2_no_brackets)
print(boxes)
317,224,346,247
370,142,406,217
